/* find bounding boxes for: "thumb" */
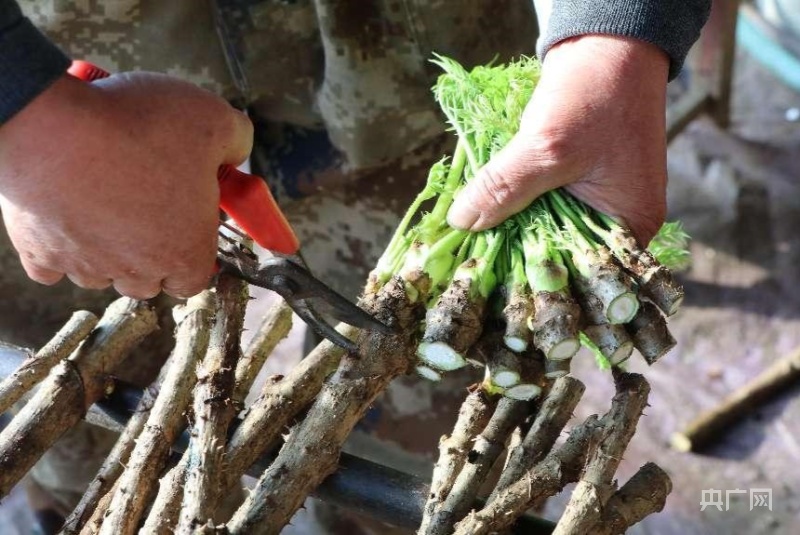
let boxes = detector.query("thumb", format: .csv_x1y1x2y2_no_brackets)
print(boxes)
446,134,567,231
219,108,255,166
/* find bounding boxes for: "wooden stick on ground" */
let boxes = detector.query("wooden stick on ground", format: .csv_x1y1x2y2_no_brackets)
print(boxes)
98,292,215,535
226,276,421,535
0,310,98,415
490,375,585,500
176,275,248,533
552,373,651,535
418,388,499,535
0,298,157,498
592,462,672,535
452,414,606,535
672,345,800,452
429,397,531,535
232,301,293,406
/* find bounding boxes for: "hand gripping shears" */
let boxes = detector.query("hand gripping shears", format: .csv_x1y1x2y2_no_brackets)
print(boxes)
67,60,390,352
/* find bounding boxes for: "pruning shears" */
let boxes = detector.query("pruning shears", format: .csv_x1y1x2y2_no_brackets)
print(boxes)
67,60,390,351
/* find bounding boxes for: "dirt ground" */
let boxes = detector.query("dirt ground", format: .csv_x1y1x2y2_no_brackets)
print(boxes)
2,39,800,535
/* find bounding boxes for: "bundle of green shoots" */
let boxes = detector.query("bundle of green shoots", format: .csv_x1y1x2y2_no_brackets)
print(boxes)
369,55,689,400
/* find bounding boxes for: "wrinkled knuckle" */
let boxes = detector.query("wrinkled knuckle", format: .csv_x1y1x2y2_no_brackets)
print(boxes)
531,129,572,164
476,167,517,209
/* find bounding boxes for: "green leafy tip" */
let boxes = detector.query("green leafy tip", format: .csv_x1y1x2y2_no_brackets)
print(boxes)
648,222,691,272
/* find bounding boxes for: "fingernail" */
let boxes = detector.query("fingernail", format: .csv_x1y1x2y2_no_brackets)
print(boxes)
447,192,481,230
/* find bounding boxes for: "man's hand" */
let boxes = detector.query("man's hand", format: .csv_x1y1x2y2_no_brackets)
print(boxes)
0,72,253,299
447,35,669,245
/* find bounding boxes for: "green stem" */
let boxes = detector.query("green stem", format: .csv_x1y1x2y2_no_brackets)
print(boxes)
429,228,469,261
429,142,468,223
506,246,527,289
440,107,481,176
455,233,475,267
560,192,612,242
521,228,569,293
374,160,449,281
547,191,592,238
477,231,505,298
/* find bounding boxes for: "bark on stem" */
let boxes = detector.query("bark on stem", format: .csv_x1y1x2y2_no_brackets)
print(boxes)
545,358,571,378
99,292,215,535
608,227,684,316
61,330,176,534
0,298,157,498
579,291,634,365
592,462,672,535
486,348,522,388
430,397,531,535
418,389,498,535
626,301,676,365
224,328,351,481
418,275,486,371
232,301,293,406
552,372,651,535
503,286,533,352
452,415,605,535
0,311,98,415
177,275,248,533
141,454,189,534
63,411,148,534
491,376,585,500
503,351,545,400
530,290,581,362
80,479,120,535
227,276,421,535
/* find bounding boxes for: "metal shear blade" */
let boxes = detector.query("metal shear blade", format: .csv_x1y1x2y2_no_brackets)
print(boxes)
216,239,391,352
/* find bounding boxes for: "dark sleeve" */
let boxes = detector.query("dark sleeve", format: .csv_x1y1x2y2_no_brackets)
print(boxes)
0,0,71,124
538,0,712,80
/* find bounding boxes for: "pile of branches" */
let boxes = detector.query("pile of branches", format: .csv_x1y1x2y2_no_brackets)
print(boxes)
0,56,686,534
419,371,671,535
0,285,671,535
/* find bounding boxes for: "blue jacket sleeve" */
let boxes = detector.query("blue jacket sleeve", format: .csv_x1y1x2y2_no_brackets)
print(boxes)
0,0,70,124
538,0,713,80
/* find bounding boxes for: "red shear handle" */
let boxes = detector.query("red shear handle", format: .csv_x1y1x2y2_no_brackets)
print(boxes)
66,60,300,255
217,166,299,254
67,60,110,81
